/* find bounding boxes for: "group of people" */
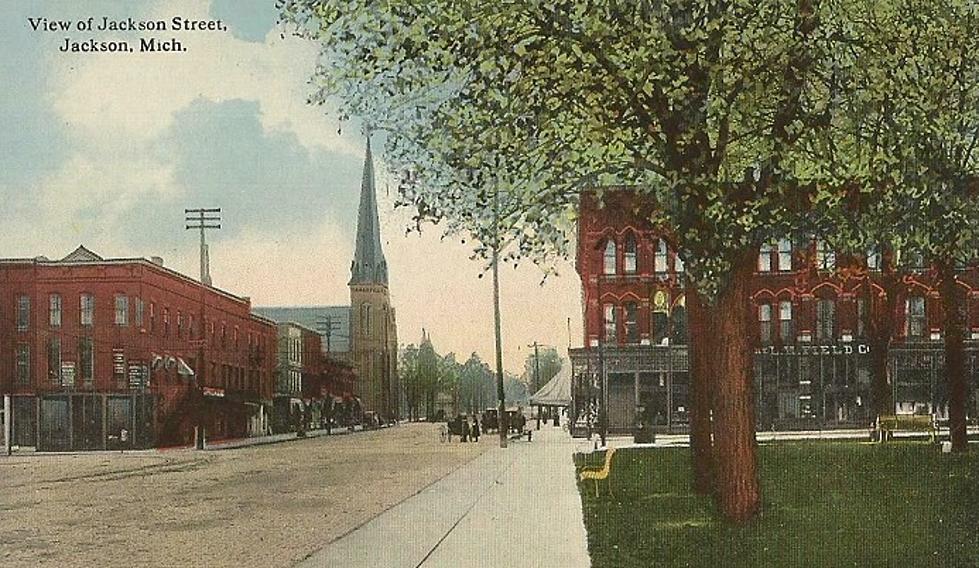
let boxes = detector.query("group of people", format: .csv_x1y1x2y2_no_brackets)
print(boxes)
452,414,482,442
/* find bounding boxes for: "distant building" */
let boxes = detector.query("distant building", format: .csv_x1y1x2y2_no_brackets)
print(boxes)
570,190,979,434
269,321,322,433
257,139,399,420
0,246,276,450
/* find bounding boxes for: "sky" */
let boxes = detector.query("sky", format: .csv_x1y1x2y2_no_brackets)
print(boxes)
0,0,583,375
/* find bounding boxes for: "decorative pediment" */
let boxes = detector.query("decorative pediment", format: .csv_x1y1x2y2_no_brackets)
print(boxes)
59,245,103,263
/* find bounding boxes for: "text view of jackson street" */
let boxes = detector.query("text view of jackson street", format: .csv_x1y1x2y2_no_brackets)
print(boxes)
5,1,979,567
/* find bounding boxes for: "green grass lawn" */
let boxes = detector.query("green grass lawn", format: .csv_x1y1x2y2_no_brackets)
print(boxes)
576,442,979,567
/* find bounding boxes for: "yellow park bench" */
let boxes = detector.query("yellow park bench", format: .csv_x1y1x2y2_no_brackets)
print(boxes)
579,447,617,497
873,414,936,443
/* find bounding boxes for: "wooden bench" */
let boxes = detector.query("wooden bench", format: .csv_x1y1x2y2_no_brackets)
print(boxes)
873,414,936,443
579,447,617,497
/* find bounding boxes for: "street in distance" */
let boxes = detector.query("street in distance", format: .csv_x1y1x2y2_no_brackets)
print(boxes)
60,37,186,52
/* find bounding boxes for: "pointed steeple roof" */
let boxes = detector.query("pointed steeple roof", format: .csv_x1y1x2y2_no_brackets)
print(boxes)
349,136,389,287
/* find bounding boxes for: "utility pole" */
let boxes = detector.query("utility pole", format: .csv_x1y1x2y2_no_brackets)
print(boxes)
317,316,342,354
528,341,543,430
186,208,220,449
493,188,507,449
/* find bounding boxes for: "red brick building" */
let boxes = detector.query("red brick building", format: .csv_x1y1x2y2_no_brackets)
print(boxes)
570,191,979,433
0,246,276,450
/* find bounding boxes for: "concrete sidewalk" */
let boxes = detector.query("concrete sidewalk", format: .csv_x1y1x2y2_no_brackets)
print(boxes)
299,425,591,568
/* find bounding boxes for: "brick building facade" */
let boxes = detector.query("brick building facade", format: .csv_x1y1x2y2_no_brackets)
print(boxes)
0,246,276,450
570,191,979,433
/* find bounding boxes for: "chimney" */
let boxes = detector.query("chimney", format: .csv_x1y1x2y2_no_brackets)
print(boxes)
150,256,164,266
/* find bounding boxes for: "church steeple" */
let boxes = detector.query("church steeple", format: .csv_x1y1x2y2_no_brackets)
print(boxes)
349,136,389,287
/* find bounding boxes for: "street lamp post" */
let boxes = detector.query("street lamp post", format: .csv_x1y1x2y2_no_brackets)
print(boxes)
596,267,608,448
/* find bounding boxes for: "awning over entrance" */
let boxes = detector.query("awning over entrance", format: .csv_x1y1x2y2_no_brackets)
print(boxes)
530,365,572,406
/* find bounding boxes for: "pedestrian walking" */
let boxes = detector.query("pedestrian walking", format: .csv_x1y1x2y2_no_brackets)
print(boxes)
471,416,481,442
461,416,470,442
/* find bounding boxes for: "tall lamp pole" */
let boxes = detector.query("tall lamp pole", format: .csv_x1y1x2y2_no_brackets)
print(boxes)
186,208,220,449
493,187,508,449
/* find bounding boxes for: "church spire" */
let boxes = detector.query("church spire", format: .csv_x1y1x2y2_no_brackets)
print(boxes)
349,135,389,287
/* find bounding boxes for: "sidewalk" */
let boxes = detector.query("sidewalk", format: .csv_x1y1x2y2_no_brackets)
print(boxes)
299,425,592,568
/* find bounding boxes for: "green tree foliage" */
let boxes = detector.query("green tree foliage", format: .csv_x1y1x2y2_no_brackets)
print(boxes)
280,0,842,523
523,346,563,394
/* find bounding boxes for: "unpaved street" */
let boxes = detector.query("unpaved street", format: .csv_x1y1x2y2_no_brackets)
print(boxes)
0,423,489,567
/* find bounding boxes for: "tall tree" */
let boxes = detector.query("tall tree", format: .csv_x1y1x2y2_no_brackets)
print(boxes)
816,0,979,451
282,1,839,523
523,346,563,394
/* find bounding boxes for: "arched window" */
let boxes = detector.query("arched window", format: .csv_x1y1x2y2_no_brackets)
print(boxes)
623,233,637,274
361,303,372,337
603,240,617,275
654,240,668,273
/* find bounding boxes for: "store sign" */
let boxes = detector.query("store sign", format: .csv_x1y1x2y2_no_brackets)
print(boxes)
128,363,147,389
755,344,871,355
61,362,76,387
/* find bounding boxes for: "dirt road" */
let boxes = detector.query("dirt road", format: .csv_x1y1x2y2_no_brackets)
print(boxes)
0,423,489,567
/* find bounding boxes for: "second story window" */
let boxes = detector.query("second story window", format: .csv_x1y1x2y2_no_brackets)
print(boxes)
624,302,638,343
675,252,685,273
816,240,836,271
80,294,94,326
779,300,793,343
114,295,128,326
907,295,926,339
671,302,688,344
816,298,835,342
759,243,774,272
16,343,30,385
79,337,94,385
135,297,144,326
867,246,881,271
623,234,637,274
603,303,617,343
163,308,170,337
654,240,668,273
759,304,773,344
49,294,62,327
16,296,30,332
777,238,793,271
603,240,617,275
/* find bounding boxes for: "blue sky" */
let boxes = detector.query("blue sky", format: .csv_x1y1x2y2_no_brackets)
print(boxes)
0,0,580,373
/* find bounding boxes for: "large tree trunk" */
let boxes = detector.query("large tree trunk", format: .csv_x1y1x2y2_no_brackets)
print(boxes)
686,279,714,495
868,253,897,422
938,259,969,453
711,252,761,524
